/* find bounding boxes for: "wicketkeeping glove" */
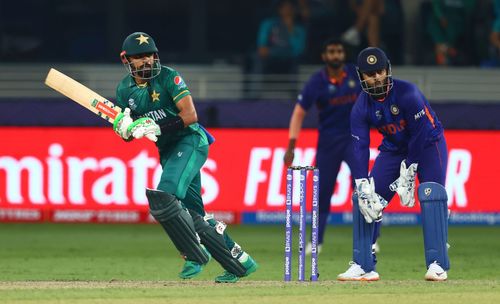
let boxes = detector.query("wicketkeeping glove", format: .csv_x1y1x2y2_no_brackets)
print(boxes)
355,177,388,223
389,160,418,207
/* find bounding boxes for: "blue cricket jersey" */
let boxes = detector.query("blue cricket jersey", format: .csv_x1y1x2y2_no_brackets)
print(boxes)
298,63,361,135
350,79,444,179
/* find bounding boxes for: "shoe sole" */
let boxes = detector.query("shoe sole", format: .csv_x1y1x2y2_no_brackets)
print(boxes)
425,276,447,281
179,268,203,280
244,263,259,276
337,277,379,282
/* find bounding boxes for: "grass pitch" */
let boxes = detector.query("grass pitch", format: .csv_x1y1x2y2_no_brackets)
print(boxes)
0,223,499,303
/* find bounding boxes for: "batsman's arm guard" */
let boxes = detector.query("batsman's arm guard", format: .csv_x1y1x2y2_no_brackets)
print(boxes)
191,212,247,277
146,189,210,265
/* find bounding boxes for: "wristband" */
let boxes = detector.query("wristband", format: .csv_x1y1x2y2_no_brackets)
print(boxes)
160,116,184,133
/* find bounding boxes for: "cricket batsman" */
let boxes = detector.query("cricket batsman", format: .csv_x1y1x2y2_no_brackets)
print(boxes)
112,32,258,283
337,47,450,281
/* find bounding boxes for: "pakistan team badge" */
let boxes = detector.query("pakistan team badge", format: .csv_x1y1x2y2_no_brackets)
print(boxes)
151,90,160,102
390,104,399,115
135,34,149,45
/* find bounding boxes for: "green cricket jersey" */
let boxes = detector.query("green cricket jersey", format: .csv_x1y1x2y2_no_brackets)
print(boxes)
115,66,208,148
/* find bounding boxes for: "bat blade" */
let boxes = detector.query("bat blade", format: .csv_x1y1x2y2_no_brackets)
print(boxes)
44,68,121,124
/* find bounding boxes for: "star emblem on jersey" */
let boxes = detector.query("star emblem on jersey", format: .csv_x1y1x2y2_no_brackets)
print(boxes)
151,90,160,102
348,79,356,88
367,55,377,65
390,104,399,115
136,34,150,45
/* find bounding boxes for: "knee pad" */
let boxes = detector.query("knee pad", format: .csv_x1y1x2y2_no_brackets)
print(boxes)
146,189,210,265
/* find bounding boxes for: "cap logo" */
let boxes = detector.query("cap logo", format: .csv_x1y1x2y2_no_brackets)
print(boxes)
367,55,377,65
136,34,150,45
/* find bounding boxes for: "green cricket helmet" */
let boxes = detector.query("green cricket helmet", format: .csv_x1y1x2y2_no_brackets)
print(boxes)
120,32,161,80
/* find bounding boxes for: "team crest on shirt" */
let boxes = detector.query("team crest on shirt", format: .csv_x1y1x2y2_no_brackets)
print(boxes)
128,98,137,110
375,110,382,120
390,104,399,115
367,55,377,65
348,79,356,88
328,84,337,94
151,90,160,102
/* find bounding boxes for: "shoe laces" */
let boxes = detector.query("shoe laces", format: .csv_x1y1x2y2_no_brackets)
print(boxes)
347,261,362,271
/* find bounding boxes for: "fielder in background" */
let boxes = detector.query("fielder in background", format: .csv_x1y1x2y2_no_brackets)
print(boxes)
338,47,450,281
113,32,258,283
284,38,365,254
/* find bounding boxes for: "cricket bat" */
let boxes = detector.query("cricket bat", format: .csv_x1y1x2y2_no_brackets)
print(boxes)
44,68,121,124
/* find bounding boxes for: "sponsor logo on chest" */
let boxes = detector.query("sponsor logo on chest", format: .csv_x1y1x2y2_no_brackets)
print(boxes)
143,109,167,121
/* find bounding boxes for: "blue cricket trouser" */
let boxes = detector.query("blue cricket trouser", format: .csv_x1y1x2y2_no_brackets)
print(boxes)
315,133,356,244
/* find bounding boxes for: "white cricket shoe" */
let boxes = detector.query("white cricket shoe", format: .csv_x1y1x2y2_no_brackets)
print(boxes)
425,261,448,281
337,262,380,281
305,242,322,255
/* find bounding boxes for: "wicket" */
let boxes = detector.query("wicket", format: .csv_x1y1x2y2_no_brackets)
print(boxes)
284,166,319,282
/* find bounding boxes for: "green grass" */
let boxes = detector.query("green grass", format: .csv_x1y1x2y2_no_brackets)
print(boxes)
0,223,499,303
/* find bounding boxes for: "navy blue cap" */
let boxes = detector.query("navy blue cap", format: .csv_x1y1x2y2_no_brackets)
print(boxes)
357,47,389,73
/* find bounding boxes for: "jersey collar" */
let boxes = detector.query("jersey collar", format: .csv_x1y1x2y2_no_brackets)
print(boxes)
323,67,347,85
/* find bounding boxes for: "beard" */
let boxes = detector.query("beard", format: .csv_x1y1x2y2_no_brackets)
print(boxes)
139,68,152,79
132,64,152,79
326,60,343,69
367,80,388,99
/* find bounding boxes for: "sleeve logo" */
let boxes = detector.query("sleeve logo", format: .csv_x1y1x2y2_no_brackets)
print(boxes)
414,109,425,120
174,76,184,86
